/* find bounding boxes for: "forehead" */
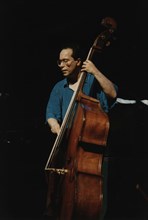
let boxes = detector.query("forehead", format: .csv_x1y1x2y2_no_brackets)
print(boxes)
59,48,73,58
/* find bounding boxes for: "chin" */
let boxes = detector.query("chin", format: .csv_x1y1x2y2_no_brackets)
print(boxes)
63,72,69,77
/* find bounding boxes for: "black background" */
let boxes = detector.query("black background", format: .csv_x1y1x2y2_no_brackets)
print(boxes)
1,1,148,219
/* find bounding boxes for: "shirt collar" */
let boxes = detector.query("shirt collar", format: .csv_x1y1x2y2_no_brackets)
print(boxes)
63,78,69,88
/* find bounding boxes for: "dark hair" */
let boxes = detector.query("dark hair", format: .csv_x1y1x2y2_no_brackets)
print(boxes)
59,42,82,60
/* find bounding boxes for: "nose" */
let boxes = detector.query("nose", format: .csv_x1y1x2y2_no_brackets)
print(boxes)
59,62,64,67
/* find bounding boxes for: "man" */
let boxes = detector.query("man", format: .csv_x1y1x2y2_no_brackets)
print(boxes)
46,43,117,133
45,42,118,219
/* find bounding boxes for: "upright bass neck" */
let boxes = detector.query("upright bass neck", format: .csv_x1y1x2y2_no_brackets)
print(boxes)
44,69,87,170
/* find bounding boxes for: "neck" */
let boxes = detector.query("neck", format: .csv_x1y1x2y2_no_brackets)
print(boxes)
67,71,81,85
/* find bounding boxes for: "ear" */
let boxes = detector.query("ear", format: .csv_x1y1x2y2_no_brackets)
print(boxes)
77,58,81,66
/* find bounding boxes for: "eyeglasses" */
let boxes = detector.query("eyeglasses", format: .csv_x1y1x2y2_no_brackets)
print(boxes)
57,59,74,66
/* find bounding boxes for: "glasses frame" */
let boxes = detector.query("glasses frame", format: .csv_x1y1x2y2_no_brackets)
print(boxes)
57,58,74,66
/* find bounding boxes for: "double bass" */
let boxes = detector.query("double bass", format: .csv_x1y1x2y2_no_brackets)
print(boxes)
45,17,117,220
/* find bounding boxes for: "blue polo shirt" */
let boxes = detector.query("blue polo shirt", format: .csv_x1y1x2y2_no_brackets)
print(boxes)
46,73,117,123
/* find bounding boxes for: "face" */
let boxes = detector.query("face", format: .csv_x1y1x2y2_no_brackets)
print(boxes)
57,48,81,77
